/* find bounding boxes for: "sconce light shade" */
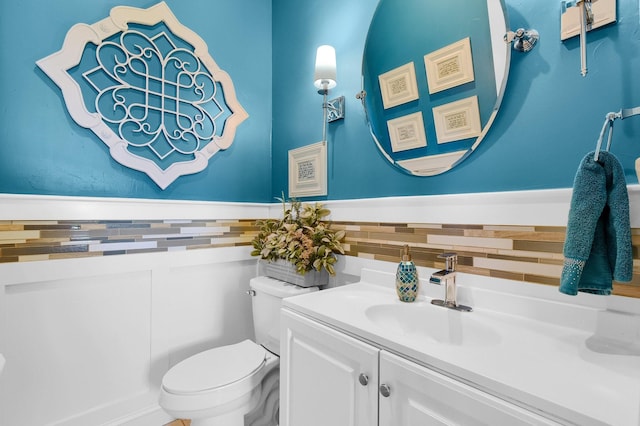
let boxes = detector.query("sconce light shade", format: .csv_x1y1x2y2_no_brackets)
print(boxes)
314,45,337,90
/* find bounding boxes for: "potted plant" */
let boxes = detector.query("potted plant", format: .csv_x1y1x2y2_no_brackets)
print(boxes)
251,197,345,286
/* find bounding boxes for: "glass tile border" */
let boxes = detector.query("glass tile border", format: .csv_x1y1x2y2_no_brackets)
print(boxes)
1,219,638,298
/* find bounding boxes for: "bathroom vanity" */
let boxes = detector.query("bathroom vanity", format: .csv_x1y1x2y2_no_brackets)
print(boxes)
280,268,640,426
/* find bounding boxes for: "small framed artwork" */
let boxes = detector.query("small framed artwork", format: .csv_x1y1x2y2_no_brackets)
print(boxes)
378,62,419,109
387,112,427,152
432,95,482,144
288,141,327,197
424,37,475,94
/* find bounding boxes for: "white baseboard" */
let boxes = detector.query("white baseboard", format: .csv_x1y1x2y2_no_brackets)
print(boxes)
49,391,173,426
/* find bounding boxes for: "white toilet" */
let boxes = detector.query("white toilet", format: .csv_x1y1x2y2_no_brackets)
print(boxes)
159,276,318,426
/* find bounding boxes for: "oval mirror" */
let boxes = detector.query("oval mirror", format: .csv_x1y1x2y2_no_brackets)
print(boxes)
361,0,510,176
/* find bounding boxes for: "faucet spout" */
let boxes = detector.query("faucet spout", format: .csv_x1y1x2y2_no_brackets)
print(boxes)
429,253,472,312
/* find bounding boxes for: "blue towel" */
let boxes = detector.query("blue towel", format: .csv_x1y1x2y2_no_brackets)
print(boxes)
560,151,633,295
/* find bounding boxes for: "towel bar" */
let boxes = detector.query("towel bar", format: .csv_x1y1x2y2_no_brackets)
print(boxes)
593,106,640,161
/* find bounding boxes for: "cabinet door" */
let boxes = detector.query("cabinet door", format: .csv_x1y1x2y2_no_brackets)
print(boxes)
280,309,379,426
379,350,559,426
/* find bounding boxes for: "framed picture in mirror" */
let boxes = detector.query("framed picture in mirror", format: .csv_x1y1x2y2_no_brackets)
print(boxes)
387,112,428,152
424,37,475,94
378,62,419,109
432,96,481,144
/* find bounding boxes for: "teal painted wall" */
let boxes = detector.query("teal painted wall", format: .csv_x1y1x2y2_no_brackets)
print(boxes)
0,0,273,202
1,1,639,203
272,0,640,200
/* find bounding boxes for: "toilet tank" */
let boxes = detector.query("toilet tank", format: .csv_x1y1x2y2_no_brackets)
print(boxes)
249,276,318,355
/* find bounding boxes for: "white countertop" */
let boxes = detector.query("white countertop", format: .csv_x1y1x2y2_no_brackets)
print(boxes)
283,271,640,426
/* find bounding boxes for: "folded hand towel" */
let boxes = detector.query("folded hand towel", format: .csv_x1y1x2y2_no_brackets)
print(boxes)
560,151,633,295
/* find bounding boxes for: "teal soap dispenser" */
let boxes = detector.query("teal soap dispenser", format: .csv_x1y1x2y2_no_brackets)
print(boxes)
396,245,418,302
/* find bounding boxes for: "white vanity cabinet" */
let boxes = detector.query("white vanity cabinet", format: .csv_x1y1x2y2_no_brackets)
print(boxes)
281,308,560,426
280,308,379,426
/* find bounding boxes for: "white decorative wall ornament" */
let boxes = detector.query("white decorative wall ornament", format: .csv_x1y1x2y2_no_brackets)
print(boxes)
37,2,248,189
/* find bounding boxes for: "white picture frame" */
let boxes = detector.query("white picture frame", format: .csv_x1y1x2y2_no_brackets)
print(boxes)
424,37,475,94
432,96,482,144
386,112,428,152
378,62,419,109
288,142,327,197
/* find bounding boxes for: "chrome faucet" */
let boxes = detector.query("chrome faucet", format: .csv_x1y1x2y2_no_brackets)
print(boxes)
429,253,472,312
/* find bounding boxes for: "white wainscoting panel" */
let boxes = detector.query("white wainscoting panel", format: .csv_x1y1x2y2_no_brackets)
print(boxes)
159,261,257,368
0,246,256,426
4,272,152,426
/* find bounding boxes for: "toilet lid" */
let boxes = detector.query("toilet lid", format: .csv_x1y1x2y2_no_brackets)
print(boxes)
162,340,266,394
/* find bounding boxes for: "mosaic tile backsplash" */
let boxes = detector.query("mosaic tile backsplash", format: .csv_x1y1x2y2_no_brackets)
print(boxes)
1,220,638,298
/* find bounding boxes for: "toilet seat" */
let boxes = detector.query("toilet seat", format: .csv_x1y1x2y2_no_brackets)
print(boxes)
159,340,278,421
162,339,267,396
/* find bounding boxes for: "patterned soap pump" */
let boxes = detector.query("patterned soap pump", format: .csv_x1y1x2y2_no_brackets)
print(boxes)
396,245,418,302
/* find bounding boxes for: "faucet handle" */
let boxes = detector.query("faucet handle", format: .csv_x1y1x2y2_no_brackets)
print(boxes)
438,252,457,272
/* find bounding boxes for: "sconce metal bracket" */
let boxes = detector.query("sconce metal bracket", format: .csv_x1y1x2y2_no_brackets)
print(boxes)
327,96,345,122
504,28,539,52
560,0,616,41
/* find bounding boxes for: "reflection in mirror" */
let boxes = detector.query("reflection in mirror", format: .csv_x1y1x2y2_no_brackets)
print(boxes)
361,0,510,176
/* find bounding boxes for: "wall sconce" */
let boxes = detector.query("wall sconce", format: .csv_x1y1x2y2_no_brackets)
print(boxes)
314,45,344,143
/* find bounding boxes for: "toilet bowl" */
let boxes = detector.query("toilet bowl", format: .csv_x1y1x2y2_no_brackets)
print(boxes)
159,340,277,426
159,276,318,426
